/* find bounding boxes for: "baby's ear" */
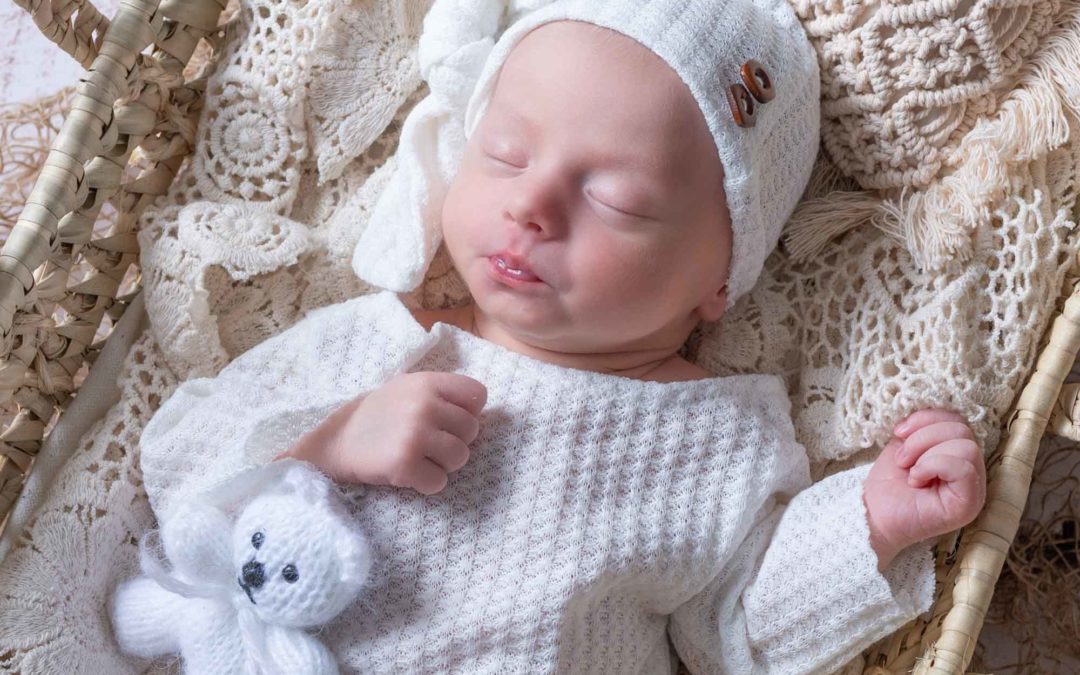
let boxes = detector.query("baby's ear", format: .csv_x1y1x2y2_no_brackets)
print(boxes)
696,283,728,323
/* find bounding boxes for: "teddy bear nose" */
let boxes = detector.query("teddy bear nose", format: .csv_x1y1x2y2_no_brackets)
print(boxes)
241,560,266,589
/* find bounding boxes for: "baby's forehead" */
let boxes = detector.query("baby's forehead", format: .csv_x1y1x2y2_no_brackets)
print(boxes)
490,21,716,176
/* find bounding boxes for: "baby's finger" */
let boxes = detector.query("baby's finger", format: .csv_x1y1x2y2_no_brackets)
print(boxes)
909,449,986,524
431,373,488,417
896,421,975,469
433,397,482,443
922,436,985,474
424,429,471,473
908,440,982,488
882,437,903,457
894,408,967,440
407,458,450,496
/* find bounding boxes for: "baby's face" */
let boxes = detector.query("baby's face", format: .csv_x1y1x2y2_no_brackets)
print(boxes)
442,21,731,353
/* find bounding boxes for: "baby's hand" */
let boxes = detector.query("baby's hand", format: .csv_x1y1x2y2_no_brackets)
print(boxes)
281,372,487,495
862,408,987,571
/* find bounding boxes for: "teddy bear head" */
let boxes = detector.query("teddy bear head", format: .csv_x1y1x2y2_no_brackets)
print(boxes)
231,462,372,627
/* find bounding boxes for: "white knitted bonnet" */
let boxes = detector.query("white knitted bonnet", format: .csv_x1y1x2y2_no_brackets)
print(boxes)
353,0,821,310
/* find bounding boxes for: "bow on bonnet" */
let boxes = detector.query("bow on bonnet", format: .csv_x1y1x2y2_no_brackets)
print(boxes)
352,0,820,310
351,0,517,292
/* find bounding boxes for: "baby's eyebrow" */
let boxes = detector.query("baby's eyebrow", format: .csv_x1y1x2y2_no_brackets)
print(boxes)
490,105,538,137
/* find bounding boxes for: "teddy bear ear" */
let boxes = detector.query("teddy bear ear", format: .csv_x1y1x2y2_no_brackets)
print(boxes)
335,524,374,591
196,459,301,514
279,459,332,504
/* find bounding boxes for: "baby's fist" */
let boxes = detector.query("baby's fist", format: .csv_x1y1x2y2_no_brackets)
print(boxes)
371,371,488,494
863,409,987,570
284,371,487,495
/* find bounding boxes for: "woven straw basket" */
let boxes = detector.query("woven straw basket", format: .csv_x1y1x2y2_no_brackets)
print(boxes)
1,0,1079,673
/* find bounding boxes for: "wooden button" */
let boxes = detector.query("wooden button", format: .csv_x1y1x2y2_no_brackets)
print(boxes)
726,83,757,128
741,59,775,104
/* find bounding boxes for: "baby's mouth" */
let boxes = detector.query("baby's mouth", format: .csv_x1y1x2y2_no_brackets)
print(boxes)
489,253,542,283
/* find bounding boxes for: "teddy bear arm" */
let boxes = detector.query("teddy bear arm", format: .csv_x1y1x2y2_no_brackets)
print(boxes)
161,501,235,580
261,624,340,675
110,576,184,659
178,600,248,675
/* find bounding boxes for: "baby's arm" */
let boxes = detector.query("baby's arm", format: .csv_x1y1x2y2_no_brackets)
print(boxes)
277,371,487,495
669,409,984,673
139,317,350,520
139,294,434,521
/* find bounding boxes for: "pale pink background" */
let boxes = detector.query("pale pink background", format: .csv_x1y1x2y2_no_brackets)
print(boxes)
0,0,120,105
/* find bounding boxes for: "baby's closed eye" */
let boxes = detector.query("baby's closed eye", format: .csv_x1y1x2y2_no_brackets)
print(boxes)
484,147,527,169
585,189,654,220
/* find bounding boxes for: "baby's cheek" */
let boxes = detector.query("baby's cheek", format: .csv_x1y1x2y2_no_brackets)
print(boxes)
571,237,631,289
571,236,669,319
442,180,490,258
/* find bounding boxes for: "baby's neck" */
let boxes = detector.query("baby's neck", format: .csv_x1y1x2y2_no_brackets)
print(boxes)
413,302,712,383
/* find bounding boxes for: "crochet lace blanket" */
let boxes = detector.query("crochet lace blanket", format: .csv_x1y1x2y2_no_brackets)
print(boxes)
0,0,1078,672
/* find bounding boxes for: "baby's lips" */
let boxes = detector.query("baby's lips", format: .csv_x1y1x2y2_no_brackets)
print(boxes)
490,250,543,281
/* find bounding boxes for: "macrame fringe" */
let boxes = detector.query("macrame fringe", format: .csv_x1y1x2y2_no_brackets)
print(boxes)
782,190,883,263
896,1,1080,271
781,151,872,262
789,3,1080,270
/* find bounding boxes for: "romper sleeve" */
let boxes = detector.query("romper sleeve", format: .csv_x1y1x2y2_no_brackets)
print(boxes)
669,425,937,674
138,291,438,522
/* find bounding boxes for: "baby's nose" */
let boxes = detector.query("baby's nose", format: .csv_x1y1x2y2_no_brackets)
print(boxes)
502,171,566,238
241,560,266,588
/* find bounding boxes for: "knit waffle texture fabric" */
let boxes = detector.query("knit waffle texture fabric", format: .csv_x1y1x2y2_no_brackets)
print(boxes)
139,291,935,674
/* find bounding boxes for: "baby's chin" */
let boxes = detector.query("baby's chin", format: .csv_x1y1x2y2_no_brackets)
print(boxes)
459,259,651,349
470,291,641,355
473,287,561,332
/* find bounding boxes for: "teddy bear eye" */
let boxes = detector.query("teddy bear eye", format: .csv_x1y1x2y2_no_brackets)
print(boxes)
251,532,264,549
281,564,299,583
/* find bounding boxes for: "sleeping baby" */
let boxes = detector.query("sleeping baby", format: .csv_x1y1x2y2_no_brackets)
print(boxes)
136,0,987,673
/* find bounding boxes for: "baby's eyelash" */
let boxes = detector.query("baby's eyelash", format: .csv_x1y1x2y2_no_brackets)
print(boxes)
484,151,525,169
481,160,651,222
599,201,637,218
587,191,648,220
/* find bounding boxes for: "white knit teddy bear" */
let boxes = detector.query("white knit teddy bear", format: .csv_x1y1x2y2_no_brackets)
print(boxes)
110,459,372,675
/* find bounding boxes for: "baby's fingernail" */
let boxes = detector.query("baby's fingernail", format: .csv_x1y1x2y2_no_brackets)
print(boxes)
895,422,910,435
